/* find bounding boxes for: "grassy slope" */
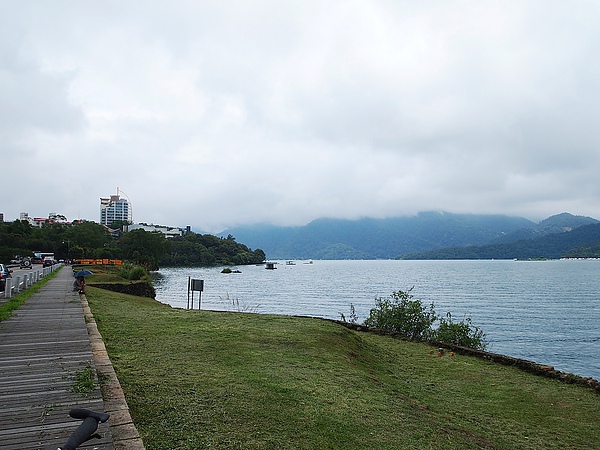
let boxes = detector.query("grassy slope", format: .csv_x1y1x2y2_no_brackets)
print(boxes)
87,287,600,450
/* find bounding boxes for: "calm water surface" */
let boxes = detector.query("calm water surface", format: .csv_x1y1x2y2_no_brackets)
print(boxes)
154,259,600,380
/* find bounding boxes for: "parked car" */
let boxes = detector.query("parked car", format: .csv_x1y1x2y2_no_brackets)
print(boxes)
0,264,12,290
43,258,54,267
20,257,32,269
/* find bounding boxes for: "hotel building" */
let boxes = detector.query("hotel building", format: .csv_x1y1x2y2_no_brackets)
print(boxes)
100,194,132,226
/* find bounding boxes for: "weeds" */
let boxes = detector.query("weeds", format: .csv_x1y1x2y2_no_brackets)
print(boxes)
70,362,96,397
340,303,358,324
219,292,260,313
39,403,58,423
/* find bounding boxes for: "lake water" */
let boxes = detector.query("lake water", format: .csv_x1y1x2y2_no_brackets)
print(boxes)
153,259,600,381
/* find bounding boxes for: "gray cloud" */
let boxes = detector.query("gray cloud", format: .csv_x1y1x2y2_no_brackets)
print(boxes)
2,1,600,231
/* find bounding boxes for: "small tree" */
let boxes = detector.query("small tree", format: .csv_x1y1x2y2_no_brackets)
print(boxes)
364,288,436,341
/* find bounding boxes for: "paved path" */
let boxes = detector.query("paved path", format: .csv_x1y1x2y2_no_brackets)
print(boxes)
0,266,143,450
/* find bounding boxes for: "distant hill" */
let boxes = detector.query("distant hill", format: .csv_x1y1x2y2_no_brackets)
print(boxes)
401,221,600,260
489,212,599,244
218,212,538,259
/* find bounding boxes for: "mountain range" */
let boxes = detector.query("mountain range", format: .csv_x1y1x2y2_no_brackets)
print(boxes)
218,212,600,260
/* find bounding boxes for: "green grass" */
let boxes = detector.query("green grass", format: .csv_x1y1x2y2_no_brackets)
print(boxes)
0,266,61,321
71,264,123,283
87,286,600,449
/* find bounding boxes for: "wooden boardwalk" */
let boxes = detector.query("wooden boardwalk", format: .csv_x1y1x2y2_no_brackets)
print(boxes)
0,266,113,449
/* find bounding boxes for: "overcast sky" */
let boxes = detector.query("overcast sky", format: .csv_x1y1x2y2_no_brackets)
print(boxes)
2,1,600,232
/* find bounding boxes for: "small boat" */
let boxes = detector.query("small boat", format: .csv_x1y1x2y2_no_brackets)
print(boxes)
303,259,313,265
265,262,277,270
285,260,296,265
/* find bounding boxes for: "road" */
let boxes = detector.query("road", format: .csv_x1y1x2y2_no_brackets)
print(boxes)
0,263,59,299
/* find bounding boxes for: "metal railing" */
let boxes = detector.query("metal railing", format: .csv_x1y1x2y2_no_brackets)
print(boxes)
2,264,60,299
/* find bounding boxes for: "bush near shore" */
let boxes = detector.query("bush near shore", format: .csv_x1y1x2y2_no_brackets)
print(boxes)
86,282,600,449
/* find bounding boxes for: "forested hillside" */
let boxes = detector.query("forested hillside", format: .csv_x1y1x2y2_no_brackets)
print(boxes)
0,220,265,269
219,212,536,259
219,212,598,260
400,223,600,260
490,212,599,244
160,233,265,266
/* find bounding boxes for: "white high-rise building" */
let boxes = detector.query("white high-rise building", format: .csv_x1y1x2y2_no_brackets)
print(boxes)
100,193,132,226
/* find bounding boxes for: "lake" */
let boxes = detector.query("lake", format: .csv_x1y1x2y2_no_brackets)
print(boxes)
153,259,600,381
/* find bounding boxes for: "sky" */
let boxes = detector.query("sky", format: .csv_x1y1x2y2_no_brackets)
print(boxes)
2,1,600,232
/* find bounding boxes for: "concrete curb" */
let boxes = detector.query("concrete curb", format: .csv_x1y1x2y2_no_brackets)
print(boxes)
80,294,146,449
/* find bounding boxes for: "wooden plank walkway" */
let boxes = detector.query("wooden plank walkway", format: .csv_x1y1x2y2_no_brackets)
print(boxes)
0,266,113,450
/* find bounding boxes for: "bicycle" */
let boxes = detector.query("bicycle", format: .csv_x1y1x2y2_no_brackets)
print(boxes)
57,408,110,450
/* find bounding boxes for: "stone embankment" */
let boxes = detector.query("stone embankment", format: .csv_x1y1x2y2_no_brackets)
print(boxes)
89,281,156,299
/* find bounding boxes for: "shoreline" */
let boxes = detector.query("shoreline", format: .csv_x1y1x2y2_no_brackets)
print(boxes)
336,319,600,393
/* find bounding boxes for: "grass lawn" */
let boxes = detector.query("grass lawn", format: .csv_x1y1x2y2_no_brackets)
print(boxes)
87,285,600,449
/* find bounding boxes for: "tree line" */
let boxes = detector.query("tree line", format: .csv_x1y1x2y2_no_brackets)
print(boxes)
0,220,266,270
399,223,600,260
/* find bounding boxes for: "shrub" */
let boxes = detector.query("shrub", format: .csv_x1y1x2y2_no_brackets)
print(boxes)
434,312,488,350
120,264,149,281
363,288,487,350
364,288,436,340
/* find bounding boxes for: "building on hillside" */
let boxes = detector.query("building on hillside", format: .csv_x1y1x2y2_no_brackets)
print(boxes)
20,212,51,227
16,212,74,227
127,223,184,238
100,194,132,226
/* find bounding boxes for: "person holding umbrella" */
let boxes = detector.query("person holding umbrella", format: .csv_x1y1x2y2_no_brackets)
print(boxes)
73,269,93,294
73,276,86,294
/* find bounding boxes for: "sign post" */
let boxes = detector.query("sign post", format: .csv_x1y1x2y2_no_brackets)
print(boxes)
188,278,204,310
